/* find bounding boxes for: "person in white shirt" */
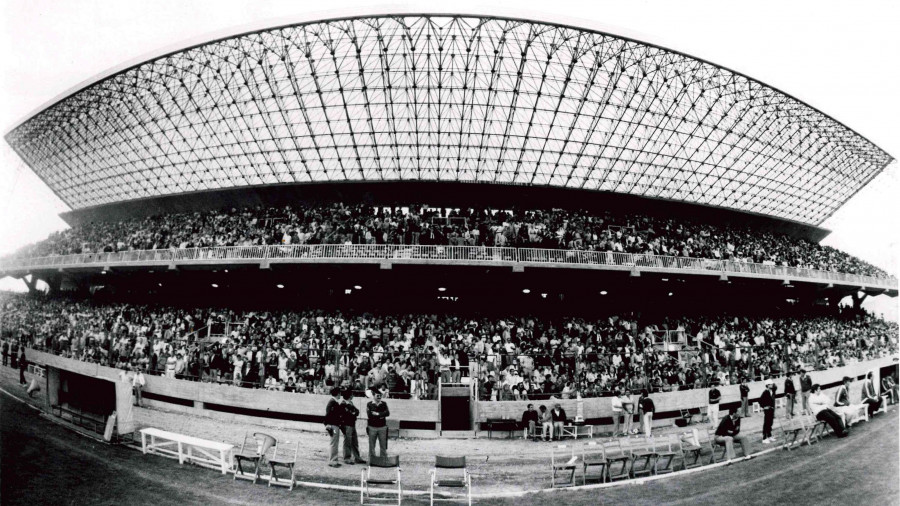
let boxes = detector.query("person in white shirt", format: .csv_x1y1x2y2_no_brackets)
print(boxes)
808,384,849,437
132,365,146,407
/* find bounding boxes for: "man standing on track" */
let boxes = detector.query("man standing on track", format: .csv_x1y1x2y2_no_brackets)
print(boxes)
367,390,390,458
709,381,722,426
784,373,796,419
800,369,813,415
324,387,344,467
760,379,775,443
341,389,366,465
639,389,655,436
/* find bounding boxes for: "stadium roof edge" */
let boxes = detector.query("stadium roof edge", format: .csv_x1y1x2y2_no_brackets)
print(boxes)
2,8,894,159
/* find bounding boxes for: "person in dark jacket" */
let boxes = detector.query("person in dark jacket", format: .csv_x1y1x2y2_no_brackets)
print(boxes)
521,403,540,439
367,390,390,458
341,389,366,464
324,387,344,467
799,369,813,415
550,403,568,440
739,382,750,418
760,380,775,443
714,408,751,461
784,374,797,419
18,346,27,385
639,389,655,436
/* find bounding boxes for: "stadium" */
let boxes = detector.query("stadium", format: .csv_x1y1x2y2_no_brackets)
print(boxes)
0,8,898,505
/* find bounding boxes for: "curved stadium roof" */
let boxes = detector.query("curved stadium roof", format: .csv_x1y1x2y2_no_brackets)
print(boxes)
5,15,893,225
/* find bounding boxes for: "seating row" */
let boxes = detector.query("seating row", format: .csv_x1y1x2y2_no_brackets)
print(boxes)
550,429,750,488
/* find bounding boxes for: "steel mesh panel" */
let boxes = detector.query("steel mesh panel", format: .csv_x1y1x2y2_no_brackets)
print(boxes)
5,15,892,225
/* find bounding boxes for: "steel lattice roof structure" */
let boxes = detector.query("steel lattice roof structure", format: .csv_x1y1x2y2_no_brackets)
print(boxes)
4,14,893,225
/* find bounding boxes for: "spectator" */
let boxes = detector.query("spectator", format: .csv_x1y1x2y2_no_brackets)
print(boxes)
709,382,722,427
522,403,539,439
808,384,848,437
132,365,146,407
760,380,775,443
550,403,567,441
324,387,344,468
714,408,751,462
860,371,882,417
739,381,750,418
799,370,813,415
539,405,553,441
639,389,654,436
783,374,796,419
833,376,860,427
367,390,390,458
341,389,366,465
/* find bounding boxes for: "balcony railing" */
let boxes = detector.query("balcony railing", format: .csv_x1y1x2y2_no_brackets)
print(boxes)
1,245,895,289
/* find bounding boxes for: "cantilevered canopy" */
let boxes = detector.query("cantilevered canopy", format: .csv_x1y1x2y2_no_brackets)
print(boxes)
5,15,892,225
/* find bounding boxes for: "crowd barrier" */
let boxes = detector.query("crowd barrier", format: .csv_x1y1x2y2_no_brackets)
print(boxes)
26,347,896,437
2,245,896,289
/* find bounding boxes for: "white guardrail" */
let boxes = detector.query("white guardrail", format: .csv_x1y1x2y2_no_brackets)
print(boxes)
0,245,896,289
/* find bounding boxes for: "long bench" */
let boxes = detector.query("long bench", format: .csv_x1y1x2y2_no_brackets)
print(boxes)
140,427,234,474
482,418,519,438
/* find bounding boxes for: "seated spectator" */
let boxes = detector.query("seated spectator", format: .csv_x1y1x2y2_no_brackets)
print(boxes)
808,384,849,438
833,376,862,427
539,405,553,441
550,403,567,441
521,403,540,438
860,371,883,416
714,408,751,462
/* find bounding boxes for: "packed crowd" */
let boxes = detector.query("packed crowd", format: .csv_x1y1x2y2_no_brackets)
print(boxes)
1,293,896,401
5,203,890,278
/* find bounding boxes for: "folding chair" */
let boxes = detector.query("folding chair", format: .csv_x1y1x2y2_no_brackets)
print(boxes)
653,435,678,475
430,456,471,506
361,455,402,505
679,430,704,470
581,441,607,485
704,428,728,464
550,444,578,488
234,432,277,483
799,415,822,446
629,437,657,478
268,440,299,490
603,439,631,482
779,418,805,451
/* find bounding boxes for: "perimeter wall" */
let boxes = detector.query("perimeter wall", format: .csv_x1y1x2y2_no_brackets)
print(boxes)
27,348,896,437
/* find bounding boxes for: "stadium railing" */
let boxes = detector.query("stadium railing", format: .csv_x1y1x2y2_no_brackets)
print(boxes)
1,245,895,289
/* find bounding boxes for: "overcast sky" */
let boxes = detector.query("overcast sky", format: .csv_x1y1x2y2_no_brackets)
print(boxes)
0,0,897,318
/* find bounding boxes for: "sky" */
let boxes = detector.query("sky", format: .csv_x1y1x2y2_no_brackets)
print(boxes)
0,0,897,318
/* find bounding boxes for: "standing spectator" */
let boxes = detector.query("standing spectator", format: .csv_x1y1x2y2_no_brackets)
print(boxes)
132,365,145,407
739,382,750,418
2,339,8,367
760,380,775,443
799,370,813,415
809,384,848,437
860,371,882,417
367,390,390,458
324,387,344,468
783,374,796,419
714,408,751,462
639,389,655,436
341,389,365,465
521,403,539,439
611,390,624,436
708,382,722,427
18,346,27,385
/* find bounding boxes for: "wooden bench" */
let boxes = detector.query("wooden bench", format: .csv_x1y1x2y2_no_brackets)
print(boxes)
482,418,519,439
140,428,234,474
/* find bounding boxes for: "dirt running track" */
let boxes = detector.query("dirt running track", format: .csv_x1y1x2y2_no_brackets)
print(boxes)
1,378,898,505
